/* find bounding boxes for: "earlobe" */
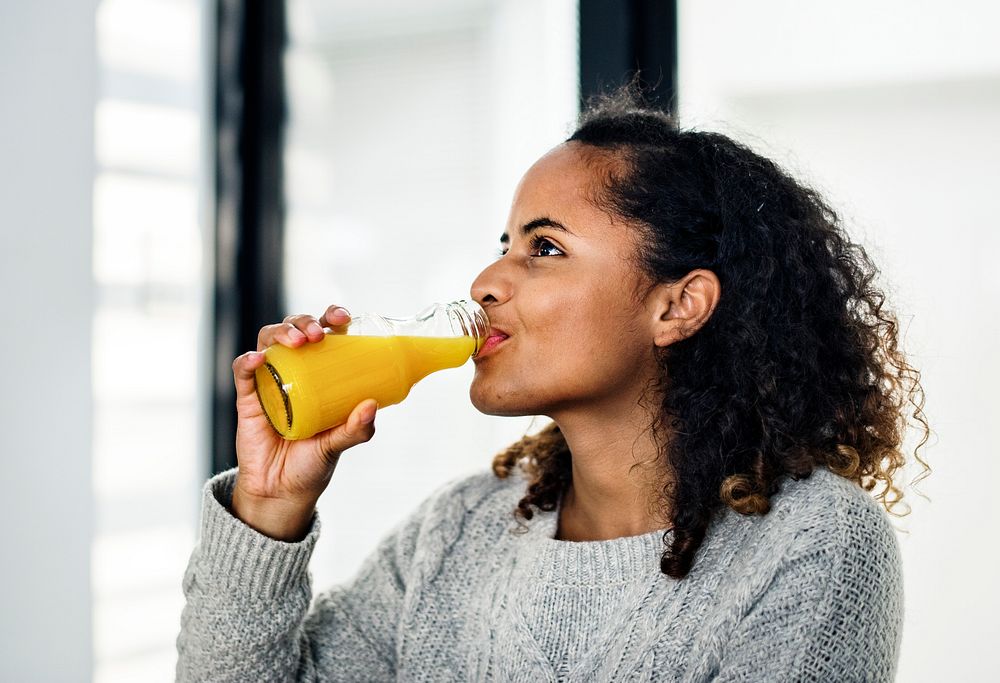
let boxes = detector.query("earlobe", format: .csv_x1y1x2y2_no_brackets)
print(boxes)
653,321,686,347
648,281,685,348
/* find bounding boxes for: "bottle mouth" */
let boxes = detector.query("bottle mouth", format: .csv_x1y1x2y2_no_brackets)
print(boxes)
449,300,490,356
255,362,293,435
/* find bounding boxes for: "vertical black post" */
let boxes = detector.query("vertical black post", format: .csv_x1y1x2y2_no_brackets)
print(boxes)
579,0,678,114
212,0,287,474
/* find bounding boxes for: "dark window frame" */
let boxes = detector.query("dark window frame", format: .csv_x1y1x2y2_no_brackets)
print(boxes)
579,0,678,113
212,0,287,474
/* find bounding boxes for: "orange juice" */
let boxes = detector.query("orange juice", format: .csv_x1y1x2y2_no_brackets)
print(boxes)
255,334,477,440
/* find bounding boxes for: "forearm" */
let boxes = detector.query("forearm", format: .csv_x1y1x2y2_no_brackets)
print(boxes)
177,468,413,682
176,470,320,682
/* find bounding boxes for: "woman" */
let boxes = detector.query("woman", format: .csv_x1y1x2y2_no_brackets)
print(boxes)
177,89,929,681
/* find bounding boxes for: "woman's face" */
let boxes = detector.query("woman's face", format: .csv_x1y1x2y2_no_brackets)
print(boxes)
469,142,659,417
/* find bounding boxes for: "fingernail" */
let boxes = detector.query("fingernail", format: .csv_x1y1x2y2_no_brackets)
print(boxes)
360,404,376,424
333,307,350,318
307,322,323,335
289,328,305,341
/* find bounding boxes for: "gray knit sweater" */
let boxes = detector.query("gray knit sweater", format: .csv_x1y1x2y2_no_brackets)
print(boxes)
176,464,903,682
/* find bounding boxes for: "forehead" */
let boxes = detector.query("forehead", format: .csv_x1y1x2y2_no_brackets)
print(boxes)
512,143,599,210
506,142,644,266
507,143,630,235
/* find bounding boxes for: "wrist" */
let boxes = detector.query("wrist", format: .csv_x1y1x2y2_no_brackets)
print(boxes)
229,485,318,542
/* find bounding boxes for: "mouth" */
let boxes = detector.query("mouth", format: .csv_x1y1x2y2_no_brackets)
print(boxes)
475,329,510,359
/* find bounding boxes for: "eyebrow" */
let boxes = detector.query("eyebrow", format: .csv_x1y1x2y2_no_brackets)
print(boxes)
499,217,571,244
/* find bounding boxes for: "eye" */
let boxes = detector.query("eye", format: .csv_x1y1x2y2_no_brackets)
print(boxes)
531,235,562,254
494,235,565,259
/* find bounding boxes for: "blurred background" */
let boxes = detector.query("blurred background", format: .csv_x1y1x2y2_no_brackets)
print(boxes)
1,0,997,681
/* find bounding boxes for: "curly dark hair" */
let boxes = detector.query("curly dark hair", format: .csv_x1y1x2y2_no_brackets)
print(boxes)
490,87,931,580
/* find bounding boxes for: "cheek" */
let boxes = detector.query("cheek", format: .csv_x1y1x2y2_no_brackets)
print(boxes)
535,283,639,361
519,297,616,391
469,288,647,415
538,285,653,391
545,322,646,390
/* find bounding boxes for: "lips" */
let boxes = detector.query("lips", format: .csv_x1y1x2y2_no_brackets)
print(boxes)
476,327,510,358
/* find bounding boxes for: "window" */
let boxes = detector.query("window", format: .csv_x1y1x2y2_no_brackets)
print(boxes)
282,0,579,588
92,0,209,679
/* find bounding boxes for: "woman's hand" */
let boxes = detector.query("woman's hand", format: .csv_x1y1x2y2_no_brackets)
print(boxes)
229,304,378,541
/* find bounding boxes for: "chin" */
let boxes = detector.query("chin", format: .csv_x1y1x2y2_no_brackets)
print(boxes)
469,382,541,417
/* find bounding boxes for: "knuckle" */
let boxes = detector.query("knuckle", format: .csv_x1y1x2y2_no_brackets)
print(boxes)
232,352,252,373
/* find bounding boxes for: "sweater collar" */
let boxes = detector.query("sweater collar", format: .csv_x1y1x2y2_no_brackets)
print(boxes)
515,499,673,585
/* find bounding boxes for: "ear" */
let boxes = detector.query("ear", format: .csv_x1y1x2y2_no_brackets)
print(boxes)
648,269,721,347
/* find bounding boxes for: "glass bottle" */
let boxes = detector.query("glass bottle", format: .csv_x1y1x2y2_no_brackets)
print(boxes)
254,299,489,440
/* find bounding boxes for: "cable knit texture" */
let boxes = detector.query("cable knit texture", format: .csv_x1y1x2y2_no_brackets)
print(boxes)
176,464,903,682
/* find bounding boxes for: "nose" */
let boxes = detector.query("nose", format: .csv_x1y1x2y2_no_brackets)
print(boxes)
470,258,512,309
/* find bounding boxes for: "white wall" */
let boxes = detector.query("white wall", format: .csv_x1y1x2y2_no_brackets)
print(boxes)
679,2,1000,680
0,1,97,681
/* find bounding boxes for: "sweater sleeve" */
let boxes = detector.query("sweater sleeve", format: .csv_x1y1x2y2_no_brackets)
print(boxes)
175,468,432,682
711,491,905,683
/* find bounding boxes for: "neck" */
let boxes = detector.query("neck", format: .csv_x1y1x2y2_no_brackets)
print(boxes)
549,393,673,542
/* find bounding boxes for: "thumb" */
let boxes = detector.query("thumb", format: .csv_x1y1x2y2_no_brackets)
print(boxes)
315,399,378,461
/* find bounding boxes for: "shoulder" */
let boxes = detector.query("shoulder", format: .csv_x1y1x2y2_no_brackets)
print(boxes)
422,467,526,516
400,467,528,551
767,469,905,673
720,467,902,592
700,468,906,680
444,466,525,501
765,466,902,564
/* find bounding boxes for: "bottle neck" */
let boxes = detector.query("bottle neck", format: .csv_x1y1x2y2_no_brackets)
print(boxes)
341,300,489,356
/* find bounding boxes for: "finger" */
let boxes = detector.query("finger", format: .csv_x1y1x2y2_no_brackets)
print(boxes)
257,322,309,351
318,305,352,329
282,314,326,342
315,398,377,461
232,351,266,400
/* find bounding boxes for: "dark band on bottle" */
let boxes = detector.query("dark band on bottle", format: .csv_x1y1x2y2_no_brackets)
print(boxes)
254,361,293,434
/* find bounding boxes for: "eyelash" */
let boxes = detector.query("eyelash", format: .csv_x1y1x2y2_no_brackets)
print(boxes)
496,235,564,259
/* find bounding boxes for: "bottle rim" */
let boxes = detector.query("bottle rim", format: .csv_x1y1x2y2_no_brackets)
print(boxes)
255,361,293,434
